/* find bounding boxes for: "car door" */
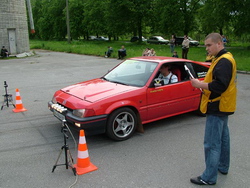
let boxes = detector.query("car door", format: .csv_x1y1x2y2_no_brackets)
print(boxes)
150,37,157,44
144,63,202,122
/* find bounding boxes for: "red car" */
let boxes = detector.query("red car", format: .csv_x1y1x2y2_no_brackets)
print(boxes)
48,56,209,141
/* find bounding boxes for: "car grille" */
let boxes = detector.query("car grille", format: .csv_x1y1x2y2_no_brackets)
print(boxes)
56,103,73,112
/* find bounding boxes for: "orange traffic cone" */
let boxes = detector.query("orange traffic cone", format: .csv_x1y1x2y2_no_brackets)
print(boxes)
74,130,98,175
12,89,27,113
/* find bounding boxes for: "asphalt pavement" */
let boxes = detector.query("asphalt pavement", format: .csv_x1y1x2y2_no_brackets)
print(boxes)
0,50,250,188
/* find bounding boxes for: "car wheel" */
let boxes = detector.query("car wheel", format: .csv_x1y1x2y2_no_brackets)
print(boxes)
106,107,137,141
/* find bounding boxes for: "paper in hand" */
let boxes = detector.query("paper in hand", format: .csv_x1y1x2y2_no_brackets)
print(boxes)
184,65,194,79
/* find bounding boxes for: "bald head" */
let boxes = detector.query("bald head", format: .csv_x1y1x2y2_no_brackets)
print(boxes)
205,33,224,56
205,33,223,43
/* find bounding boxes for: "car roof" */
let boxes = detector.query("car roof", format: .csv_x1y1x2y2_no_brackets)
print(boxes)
130,56,191,62
129,56,208,66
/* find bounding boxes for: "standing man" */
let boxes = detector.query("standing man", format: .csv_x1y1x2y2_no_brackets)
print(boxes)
169,34,175,54
182,35,190,59
190,33,237,185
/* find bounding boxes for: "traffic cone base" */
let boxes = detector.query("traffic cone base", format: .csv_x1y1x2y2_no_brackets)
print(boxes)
74,162,98,175
12,107,27,113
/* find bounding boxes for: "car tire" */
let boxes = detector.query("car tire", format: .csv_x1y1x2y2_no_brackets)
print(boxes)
106,107,137,141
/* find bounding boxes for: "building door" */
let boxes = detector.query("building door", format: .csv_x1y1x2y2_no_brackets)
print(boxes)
8,29,17,54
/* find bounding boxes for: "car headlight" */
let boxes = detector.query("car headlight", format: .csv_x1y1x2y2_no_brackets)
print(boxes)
72,109,95,118
52,96,57,104
73,109,86,118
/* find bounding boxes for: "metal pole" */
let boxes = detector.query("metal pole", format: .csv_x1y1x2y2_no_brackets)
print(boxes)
26,0,35,33
66,0,71,43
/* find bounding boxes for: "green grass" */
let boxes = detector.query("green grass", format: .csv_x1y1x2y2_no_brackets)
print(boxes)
30,40,250,71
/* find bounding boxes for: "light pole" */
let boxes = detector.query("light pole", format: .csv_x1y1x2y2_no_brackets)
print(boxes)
66,0,71,43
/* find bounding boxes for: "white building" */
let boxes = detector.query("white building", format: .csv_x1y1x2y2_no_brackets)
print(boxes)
0,0,30,55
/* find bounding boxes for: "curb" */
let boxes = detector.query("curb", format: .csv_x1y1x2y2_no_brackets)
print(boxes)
237,70,250,75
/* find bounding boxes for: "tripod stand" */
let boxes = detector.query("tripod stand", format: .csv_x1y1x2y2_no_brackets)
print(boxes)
52,120,76,175
1,81,15,110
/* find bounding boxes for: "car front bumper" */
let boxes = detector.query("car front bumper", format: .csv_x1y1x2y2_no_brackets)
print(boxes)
48,101,107,135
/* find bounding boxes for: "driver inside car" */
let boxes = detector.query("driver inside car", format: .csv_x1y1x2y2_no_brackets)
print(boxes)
157,64,178,85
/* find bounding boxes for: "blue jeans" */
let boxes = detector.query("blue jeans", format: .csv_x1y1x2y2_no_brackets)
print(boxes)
201,115,230,184
170,45,175,53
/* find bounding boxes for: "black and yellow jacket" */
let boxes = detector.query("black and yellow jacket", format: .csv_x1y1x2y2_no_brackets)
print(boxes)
200,49,237,115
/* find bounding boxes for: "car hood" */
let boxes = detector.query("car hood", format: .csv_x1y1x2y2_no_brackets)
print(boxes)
61,78,138,103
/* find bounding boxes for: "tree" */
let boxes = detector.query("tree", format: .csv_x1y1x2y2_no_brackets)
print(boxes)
83,0,109,38
151,0,201,37
198,0,239,35
31,0,67,40
68,0,85,40
232,0,250,36
126,0,155,42
29,0,250,41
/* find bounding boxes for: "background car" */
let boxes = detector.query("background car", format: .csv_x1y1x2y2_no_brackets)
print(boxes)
147,36,169,44
175,36,199,46
130,36,147,42
88,36,97,40
48,56,209,141
93,36,109,41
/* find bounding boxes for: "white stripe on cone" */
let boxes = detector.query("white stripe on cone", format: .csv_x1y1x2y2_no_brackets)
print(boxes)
16,100,22,104
79,136,86,144
78,150,89,159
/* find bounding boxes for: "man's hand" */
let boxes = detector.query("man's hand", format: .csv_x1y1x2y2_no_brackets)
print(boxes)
190,78,208,90
190,78,200,88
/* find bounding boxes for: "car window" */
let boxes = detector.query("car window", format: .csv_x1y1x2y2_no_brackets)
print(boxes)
151,63,184,87
191,63,208,78
157,37,164,40
185,62,208,78
104,60,158,87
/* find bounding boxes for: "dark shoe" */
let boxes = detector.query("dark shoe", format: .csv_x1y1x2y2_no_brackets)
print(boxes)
190,176,216,185
218,170,228,175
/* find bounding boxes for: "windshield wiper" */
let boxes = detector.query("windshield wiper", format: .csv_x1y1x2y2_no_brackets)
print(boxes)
111,81,128,86
103,77,128,85
102,77,109,81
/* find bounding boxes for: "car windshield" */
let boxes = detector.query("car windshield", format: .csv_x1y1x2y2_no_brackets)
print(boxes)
157,36,164,40
103,60,158,87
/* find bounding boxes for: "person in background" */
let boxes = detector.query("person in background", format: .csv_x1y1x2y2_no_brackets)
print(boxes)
182,35,190,59
118,45,126,60
149,48,156,56
222,35,228,47
1,46,9,58
169,35,175,54
190,33,237,185
142,48,151,56
105,46,113,58
172,51,178,58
